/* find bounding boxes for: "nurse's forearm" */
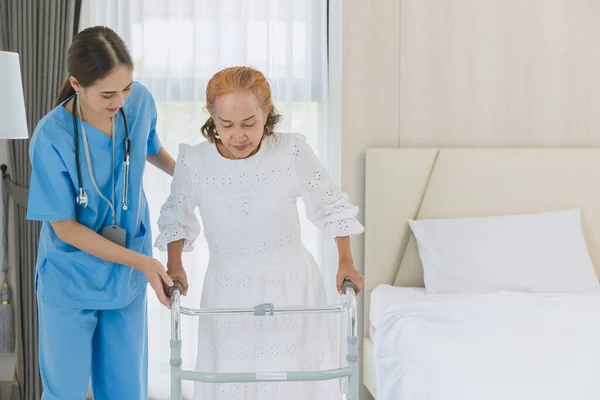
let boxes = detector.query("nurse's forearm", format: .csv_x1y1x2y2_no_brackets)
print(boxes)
50,219,149,270
147,146,176,176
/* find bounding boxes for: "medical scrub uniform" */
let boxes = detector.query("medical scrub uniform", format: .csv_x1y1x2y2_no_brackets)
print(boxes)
26,81,161,400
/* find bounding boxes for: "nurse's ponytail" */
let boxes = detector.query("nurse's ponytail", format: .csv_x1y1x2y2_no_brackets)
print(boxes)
54,78,76,107
54,26,133,108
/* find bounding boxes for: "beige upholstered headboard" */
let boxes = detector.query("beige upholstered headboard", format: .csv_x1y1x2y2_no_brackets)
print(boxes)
363,148,600,338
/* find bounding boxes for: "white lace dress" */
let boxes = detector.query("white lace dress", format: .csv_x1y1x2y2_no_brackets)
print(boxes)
155,132,364,400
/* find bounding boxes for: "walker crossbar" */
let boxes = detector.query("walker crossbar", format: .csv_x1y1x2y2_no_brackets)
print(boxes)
174,366,353,383
178,301,349,317
168,279,360,400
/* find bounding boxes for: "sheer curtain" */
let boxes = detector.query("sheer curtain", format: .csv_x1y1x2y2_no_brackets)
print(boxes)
79,1,335,398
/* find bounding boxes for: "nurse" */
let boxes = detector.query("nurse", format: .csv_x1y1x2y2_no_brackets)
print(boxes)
26,26,175,399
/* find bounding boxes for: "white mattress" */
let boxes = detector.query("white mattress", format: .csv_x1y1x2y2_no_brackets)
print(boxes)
370,285,425,330
369,284,473,336
369,284,600,400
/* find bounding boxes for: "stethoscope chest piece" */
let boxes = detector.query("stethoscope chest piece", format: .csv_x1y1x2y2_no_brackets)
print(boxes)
76,188,89,207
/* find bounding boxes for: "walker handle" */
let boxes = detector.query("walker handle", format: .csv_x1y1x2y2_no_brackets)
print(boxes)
169,280,184,297
342,279,357,295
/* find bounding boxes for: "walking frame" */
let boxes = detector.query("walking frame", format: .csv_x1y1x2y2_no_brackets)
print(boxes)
168,279,359,399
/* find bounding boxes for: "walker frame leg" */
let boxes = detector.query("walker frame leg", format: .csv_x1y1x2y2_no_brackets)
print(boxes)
170,339,182,400
347,335,359,400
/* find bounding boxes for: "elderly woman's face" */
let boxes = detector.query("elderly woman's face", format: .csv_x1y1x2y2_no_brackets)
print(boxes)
213,91,269,160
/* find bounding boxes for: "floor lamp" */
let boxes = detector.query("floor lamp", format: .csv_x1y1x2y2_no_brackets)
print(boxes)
0,50,30,400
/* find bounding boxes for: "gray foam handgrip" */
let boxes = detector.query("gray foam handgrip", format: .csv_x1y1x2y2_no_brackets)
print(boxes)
169,280,184,296
342,279,357,294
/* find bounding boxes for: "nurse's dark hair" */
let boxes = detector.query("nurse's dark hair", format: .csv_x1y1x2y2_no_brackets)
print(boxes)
201,66,282,143
54,26,133,107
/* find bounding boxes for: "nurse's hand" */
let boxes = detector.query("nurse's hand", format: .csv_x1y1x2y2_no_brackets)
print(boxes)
166,263,189,296
140,257,173,307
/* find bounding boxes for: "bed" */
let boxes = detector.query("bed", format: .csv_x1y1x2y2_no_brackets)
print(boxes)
362,148,600,400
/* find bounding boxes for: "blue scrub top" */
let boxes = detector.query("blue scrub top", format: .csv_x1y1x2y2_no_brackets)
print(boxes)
27,81,162,310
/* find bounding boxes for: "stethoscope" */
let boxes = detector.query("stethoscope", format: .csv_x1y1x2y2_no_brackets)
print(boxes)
72,93,131,225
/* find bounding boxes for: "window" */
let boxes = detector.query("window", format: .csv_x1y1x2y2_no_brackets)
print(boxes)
80,1,334,397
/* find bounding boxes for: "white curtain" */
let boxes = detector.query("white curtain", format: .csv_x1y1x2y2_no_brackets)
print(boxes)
79,1,335,398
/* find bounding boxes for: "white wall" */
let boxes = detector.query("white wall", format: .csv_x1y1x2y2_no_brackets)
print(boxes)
0,140,16,383
399,0,600,148
340,1,400,398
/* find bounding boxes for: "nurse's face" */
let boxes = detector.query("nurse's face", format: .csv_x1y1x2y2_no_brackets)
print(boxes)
213,91,270,160
70,65,134,119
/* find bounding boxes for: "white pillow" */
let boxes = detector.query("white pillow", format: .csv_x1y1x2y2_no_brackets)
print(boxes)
408,208,600,294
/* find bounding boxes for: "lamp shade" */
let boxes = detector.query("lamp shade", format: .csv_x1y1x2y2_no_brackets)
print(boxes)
0,51,29,139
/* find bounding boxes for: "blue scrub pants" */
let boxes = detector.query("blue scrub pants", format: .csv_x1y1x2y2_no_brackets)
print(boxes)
37,291,148,400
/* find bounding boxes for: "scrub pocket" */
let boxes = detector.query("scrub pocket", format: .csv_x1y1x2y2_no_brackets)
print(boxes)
132,220,148,253
34,259,45,295
130,221,150,289
67,251,117,302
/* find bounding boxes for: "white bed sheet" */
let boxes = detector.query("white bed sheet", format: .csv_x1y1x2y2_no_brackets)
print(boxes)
370,285,474,332
370,284,600,400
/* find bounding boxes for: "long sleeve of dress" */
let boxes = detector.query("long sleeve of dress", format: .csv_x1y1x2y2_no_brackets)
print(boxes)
154,144,201,252
291,133,365,239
